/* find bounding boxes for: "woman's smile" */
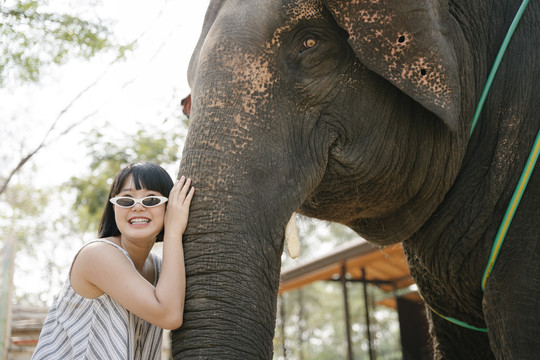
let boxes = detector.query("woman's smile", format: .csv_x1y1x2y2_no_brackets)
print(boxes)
129,217,151,225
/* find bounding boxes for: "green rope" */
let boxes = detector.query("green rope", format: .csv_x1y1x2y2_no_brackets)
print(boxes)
437,315,489,333
476,0,533,291
469,0,531,137
428,129,540,332
418,292,488,332
482,130,540,290
427,0,533,332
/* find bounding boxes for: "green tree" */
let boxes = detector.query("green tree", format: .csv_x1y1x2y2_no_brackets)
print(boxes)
0,0,131,87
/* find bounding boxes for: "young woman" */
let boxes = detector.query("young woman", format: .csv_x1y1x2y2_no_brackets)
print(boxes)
32,162,195,360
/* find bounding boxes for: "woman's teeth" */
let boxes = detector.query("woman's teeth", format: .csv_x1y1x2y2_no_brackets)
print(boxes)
130,218,149,224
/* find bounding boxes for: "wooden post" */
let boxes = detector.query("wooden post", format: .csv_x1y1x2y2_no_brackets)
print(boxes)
362,267,375,360
279,294,287,359
341,264,353,360
0,234,16,360
297,289,304,360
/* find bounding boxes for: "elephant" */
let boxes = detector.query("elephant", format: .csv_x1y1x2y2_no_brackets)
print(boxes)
176,0,539,358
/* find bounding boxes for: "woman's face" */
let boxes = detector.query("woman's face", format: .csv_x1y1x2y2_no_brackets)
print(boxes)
112,174,166,244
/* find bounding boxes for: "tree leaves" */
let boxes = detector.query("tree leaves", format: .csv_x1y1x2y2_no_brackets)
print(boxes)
0,0,127,86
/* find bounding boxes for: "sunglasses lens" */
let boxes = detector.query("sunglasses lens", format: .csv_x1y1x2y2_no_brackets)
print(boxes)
142,197,163,207
115,197,135,207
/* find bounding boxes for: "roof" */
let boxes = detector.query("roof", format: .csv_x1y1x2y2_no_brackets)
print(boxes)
279,239,415,295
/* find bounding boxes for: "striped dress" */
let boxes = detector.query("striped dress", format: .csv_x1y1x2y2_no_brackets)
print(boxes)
32,240,163,360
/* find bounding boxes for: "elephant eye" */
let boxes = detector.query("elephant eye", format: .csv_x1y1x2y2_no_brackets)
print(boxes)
300,38,318,53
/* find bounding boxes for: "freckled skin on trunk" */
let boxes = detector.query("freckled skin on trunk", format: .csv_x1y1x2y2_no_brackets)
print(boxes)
177,0,540,358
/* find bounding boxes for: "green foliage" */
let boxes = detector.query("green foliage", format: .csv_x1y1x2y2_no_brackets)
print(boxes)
275,282,402,359
67,126,185,234
0,180,49,249
0,165,76,306
0,0,130,86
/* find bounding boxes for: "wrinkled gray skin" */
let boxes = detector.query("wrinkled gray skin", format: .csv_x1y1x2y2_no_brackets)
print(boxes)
176,0,539,358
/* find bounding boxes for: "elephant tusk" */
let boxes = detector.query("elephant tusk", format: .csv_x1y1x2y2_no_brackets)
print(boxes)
285,213,299,259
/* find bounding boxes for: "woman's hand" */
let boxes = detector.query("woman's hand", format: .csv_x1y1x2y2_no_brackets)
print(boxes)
164,176,195,237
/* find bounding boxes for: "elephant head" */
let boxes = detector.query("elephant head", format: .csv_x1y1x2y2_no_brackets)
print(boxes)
183,0,472,242
174,0,538,358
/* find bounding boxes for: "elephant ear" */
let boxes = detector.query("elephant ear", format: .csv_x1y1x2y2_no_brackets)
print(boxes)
323,0,461,131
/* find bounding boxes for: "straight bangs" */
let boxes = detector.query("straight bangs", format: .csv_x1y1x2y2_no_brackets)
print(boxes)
130,164,174,198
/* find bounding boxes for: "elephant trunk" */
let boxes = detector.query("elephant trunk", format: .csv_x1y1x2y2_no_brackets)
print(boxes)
172,145,285,359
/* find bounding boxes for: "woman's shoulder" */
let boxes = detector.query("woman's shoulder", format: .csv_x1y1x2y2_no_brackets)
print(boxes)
75,239,133,268
70,238,135,298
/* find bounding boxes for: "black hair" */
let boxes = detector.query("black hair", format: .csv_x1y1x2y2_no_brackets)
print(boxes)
98,162,174,242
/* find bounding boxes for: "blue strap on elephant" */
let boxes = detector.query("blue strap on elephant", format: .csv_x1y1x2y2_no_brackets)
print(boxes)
424,0,540,333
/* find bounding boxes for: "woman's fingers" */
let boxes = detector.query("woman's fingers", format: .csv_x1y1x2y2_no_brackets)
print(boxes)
170,176,193,205
170,176,185,196
180,178,192,197
184,186,195,205
167,177,183,200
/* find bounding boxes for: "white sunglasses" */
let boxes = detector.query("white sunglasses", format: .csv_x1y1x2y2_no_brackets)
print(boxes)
110,196,168,208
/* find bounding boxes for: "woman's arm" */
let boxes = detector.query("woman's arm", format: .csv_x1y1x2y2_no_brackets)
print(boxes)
154,176,194,328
